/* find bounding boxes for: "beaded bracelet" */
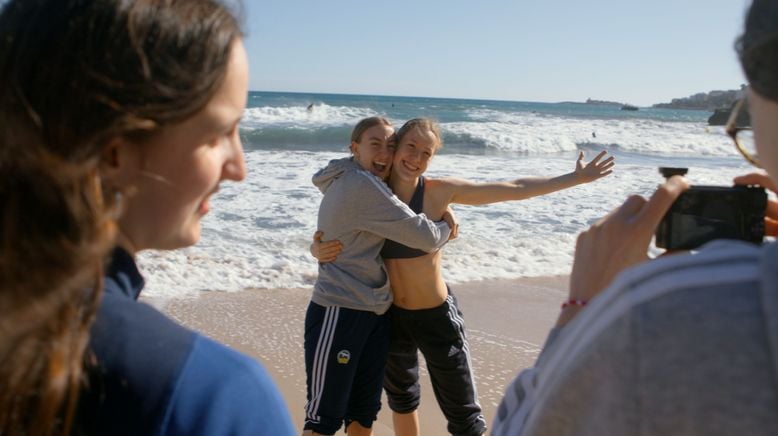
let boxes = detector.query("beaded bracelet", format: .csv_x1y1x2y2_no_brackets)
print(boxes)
561,299,587,309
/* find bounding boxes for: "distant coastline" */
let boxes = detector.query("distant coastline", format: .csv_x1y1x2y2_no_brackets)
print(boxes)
578,87,748,124
583,98,625,107
581,98,642,111
579,86,747,112
651,85,746,111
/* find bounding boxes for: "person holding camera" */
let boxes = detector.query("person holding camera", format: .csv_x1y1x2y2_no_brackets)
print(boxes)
492,0,778,434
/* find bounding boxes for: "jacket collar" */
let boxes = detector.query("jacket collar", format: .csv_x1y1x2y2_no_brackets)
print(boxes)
104,246,145,300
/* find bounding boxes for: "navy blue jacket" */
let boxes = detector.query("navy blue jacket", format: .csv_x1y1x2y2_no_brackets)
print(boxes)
78,248,295,435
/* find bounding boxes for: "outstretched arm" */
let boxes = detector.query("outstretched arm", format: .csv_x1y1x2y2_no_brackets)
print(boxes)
448,150,614,206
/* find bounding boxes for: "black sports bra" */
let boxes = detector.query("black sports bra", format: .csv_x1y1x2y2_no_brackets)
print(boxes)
381,177,429,259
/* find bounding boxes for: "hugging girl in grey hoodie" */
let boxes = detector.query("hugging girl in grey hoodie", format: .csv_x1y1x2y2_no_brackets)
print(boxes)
311,156,451,314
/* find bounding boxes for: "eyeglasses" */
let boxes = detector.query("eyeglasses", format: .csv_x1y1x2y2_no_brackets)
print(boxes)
725,97,760,168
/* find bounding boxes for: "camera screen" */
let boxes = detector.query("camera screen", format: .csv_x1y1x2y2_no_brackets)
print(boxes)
670,212,739,248
657,185,766,250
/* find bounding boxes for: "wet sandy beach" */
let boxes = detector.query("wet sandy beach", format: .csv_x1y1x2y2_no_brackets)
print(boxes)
153,275,568,434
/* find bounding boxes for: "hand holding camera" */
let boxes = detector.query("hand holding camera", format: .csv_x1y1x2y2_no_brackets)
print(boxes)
655,167,767,250
562,168,772,327
561,175,689,327
734,171,778,236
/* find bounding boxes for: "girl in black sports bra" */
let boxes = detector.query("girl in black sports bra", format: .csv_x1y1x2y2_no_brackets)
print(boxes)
380,176,429,259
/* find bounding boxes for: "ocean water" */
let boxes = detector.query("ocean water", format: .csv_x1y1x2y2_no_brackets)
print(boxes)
139,91,756,299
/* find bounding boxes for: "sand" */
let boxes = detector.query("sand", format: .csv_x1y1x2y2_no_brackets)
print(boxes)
152,276,568,435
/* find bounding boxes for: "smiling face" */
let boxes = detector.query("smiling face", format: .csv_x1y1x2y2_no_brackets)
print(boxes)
111,39,249,252
350,124,396,180
391,126,439,183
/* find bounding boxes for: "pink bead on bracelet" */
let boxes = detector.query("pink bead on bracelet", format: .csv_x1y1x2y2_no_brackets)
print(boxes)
561,299,588,309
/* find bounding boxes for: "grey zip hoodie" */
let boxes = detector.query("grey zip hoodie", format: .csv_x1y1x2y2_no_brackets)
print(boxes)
311,157,451,315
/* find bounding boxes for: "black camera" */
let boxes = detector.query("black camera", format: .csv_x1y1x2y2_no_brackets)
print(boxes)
655,167,767,250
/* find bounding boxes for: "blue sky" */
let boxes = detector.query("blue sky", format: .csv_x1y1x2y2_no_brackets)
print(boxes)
243,0,752,106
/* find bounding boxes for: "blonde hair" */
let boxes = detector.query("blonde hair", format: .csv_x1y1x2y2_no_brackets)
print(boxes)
396,118,444,150
350,117,393,143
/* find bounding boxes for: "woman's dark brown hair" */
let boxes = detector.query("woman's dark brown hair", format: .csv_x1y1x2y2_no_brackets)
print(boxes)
0,0,242,434
737,0,778,101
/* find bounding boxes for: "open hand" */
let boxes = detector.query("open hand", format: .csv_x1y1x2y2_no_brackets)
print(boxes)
734,172,778,236
310,231,343,263
574,150,615,183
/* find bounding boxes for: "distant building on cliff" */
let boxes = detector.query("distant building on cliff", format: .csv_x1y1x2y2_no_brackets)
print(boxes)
652,85,747,111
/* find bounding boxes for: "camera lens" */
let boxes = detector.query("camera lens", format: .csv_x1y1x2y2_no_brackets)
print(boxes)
659,167,688,178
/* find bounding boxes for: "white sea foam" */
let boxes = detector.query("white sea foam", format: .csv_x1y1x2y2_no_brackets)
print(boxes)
441,109,735,156
137,149,754,299
241,103,376,129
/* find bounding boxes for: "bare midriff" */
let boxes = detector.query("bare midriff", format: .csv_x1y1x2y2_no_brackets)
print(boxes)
385,250,448,310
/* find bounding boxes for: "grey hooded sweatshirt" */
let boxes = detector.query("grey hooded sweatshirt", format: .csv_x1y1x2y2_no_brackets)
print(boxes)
311,157,451,315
